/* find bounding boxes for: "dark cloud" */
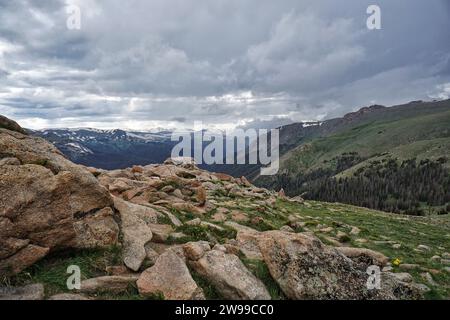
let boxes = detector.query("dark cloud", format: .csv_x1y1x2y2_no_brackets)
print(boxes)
0,0,449,129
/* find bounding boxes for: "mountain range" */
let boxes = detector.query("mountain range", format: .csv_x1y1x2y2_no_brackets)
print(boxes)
29,99,450,215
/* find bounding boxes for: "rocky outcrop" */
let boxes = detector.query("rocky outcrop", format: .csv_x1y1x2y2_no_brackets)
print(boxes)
254,231,416,300
0,115,27,135
0,120,118,275
0,117,428,301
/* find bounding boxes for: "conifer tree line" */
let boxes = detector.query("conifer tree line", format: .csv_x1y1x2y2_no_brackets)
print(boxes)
272,155,450,215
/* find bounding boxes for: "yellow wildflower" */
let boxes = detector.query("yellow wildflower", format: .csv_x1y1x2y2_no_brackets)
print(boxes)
392,258,402,266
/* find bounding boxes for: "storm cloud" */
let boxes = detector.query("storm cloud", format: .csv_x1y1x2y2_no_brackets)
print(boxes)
0,0,449,129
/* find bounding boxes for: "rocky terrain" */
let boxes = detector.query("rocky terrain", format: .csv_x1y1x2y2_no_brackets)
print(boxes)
1,115,449,300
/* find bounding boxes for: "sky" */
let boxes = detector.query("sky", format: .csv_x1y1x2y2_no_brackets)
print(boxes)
0,0,449,130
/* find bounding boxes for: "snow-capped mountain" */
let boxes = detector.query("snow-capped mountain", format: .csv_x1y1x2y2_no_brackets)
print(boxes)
31,128,177,169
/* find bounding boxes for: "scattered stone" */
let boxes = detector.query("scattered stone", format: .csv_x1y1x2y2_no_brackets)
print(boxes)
335,247,389,266
399,264,421,271
280,225,294,233
186,218,202,226
336,231,350,243
420,272,437,286
349,226,361,235
212,244,227,252
417,245,431,252
392,244,401,249
230,210,249,223
211,212,228,222
196,186,207,205
224,221,258,233
391,272,413,283
440,259,450,265
0,284,45,300
430,255,441,262
145,245,160,265
411,283,430,293
106,265,130,276
319,226,334,233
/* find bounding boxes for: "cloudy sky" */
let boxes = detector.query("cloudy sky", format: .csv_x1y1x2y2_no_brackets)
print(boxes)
0,0,449,130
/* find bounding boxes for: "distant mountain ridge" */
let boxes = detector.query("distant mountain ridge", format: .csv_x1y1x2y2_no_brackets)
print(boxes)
31,128,177,169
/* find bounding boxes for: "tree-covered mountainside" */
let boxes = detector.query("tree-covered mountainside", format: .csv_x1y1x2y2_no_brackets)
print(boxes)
255,99,450,215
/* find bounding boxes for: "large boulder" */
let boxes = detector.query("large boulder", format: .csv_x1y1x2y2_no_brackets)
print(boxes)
0,119,118,275
255,231,418,300
113,197,155,271
185,243,271,300
137,250,205,300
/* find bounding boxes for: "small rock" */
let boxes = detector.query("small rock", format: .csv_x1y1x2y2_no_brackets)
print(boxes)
440,259,450,265
411,283,430,293
211,212,228,222
337,231,350,243
183,241,211,261
186,218,202,226
335,247,389,266
349,226,361,235
399,264,421,270
280,225,295,233
48,293,90,300
319,227,334,233
391,272,413,283
420,272,437,286
417,244,431,252
392,244,401,249
213,244,227,252
170,232,187,240
231,210,249,223
105,265,130,276
145,245,160,265
430,255,441,262
79,275,139,294
148,224,174,243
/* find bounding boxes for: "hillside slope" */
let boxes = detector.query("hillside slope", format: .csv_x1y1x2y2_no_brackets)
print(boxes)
256,100,450,215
